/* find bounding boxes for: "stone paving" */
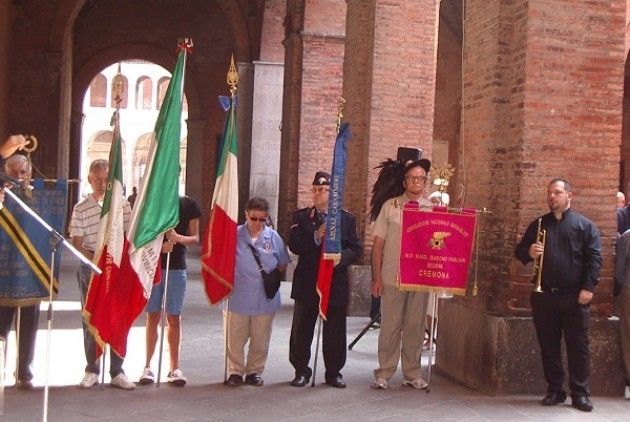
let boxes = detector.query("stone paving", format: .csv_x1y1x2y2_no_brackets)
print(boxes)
1,249,628,421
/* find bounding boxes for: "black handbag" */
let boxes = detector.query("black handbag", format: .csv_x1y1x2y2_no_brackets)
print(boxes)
248,244,281,299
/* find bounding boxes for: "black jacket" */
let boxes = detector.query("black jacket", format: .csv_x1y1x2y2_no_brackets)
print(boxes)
515,208,602,292
288,207,362,306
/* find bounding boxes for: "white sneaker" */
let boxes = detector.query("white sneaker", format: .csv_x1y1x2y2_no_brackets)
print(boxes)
110,373,136,390
403,378,428,390
139,367,155,385
167,368,187,387
79,372,99,388
371,378,388,390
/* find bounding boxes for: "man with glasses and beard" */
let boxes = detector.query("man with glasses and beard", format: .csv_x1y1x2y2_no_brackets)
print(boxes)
515,178,602,412
288,171,362,388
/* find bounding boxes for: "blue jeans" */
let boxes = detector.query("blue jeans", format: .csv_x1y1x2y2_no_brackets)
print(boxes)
145,270,187,315
77,263,124,376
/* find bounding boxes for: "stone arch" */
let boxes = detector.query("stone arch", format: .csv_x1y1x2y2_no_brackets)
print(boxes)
135,75,153,109
73,43,201,122
70,43,202,194
89,73,107,107
157,77,170,110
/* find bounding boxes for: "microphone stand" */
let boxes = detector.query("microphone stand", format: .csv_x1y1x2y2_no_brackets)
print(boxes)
2,188,101,422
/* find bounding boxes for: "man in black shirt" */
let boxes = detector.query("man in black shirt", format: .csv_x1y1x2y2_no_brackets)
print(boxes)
515,178,602,412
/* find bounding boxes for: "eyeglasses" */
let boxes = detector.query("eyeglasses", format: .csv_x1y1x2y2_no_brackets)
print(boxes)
312,187,330,193
248,216,267,222
405,175,427,183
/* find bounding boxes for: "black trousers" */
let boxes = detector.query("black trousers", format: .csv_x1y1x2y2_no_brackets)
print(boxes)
0,304,40,381
531,291,591,398
289,300,346,381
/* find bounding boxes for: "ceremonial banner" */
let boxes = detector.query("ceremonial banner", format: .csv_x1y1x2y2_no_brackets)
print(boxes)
83,109,128,356
103,45,186,357
201,94,239,305
399,205,476,294
316,122,350,320
0,180,67,305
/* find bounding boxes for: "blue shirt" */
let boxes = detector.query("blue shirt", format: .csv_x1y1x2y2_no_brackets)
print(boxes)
228,224,290,315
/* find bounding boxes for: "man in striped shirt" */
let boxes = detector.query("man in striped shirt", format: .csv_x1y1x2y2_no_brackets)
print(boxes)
69,159,134,389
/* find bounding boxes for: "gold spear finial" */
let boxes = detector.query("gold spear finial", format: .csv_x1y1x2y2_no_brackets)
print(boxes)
227,54,238,96
111,63,124,109
336,97,346,133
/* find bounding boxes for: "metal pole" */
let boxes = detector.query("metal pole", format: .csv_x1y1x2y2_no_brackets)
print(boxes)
348,313,380,350
42,235,60,422
311,318,322,387
156,253,171,387
100,347,107,390
223,299,230,384
425,292,439,393
14,307,20,387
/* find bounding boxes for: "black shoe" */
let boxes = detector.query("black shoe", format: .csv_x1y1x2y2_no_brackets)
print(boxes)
541,391,567,406
571,396,593,412
16,379,34,390
290,374,310,387
325,375,346,389
225,374,243,386
245,373,264,387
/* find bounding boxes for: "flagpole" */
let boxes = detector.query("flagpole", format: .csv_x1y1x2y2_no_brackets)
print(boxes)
311,98,346,388
425,292,439,393
156,252,171,387
223,299,230,384
14,307,20,388
42,230,62,422
311,319,322,387
100,347,107,390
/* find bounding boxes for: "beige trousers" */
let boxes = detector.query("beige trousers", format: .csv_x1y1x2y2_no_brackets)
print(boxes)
374,285,428,381
225,311,275,376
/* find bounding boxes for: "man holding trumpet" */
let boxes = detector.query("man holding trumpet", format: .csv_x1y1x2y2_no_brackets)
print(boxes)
515,178,602,412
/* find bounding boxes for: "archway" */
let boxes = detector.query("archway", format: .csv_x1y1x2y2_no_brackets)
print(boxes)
80,61,189,198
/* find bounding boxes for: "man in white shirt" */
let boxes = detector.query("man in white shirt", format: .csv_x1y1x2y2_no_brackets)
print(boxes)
69,159,134,389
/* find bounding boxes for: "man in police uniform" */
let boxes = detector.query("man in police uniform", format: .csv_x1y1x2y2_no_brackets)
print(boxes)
288,171,362,388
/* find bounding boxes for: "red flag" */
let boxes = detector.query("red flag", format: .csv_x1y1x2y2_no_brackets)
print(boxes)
315,245,335,320
83,110,128,358
87,47,187,357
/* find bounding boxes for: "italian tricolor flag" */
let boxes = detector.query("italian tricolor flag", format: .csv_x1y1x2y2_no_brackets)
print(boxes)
93,47,186,357
201,95,238,304
83,109,127,357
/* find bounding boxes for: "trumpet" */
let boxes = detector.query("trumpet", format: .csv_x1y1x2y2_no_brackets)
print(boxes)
21,135,37,200
531,218,546,293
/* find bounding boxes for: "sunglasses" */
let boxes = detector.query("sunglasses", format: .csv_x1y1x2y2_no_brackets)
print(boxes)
248,216,267,222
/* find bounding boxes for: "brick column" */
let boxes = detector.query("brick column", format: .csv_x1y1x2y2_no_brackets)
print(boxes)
437,0,626,395
342,0,439,255
278,0,347,236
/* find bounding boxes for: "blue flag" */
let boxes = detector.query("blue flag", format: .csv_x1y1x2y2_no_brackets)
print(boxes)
0,180,67,305
323,123,351,256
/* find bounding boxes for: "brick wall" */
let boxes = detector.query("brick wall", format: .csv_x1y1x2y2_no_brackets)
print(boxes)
461,0,625,316
260,0,286,62
278,0,346,237
343,0,439,260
